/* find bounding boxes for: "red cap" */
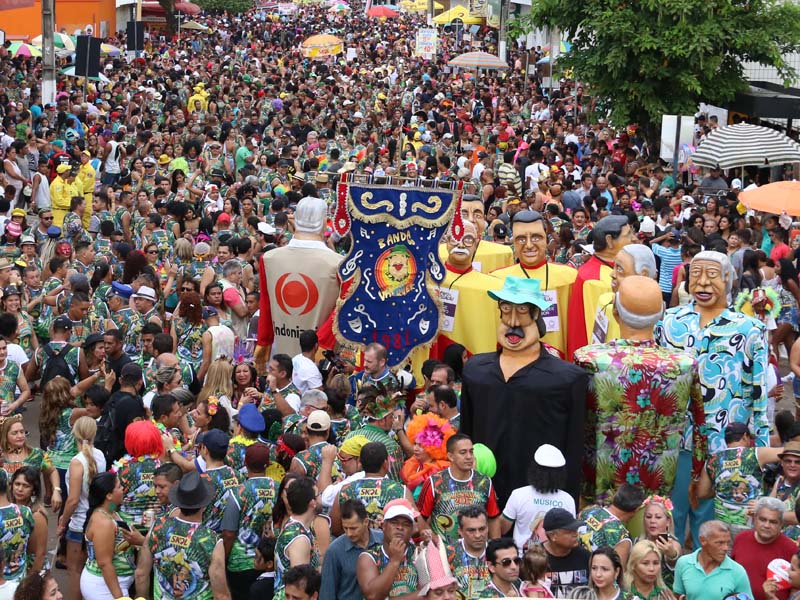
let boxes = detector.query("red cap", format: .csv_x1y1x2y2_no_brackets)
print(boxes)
217,213,232,224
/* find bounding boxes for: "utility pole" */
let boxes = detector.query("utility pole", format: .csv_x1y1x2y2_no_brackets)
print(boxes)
42,0,56,105
498,0,509,62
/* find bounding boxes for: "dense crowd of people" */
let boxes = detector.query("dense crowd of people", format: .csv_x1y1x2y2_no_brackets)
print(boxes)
1,1,800,599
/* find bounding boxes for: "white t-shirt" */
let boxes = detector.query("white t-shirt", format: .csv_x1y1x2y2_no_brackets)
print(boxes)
0,579,17,600
292,354,323,395
502,486,576,551
6,344,28,368
524,162,548,190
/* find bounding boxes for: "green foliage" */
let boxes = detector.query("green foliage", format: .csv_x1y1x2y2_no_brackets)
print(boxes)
194,0,253,14
510,0,800,130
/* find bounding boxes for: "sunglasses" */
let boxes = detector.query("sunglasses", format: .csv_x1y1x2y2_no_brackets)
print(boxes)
147,250,158,255
497,557,521,567
181,287,194,292
40,215,53,220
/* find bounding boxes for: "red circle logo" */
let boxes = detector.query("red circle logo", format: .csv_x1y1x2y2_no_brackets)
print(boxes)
275,273,320,316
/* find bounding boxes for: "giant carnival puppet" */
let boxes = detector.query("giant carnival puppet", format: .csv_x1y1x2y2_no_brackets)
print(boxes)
493,210,577,357
461,276,589,504
255,196,343,366
575,275,707,506
656,250,768,548
566,215,635,358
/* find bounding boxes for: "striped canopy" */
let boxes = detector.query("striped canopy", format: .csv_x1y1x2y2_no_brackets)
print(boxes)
447,51,508,70
691,123,800,169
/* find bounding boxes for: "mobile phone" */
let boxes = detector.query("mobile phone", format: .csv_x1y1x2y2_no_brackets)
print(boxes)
116,520,131,532
656,533,670,543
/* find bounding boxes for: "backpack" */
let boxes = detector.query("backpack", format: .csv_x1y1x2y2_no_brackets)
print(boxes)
94,400,116,465
41,344,76,386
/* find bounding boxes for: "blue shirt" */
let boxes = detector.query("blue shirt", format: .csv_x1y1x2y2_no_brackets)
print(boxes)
655,303,768,453
651,243,682,294
673,549,752,600
319,529,383,600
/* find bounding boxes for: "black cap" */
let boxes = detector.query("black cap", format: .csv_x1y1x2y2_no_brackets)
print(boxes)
53,315,73,331
724,422,749,437
543,508,584,532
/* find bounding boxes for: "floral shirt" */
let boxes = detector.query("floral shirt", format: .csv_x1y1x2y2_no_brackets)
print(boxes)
2,448,52,479
362,542,417,597
0,503,34,581
574,339,708,504
275,518,319,591
446,540,490,599
578,505,631,552
149,514,220,600
655,304,769,453
173,317,206,369
706,446,763,526
774,476,800,540
201,465,241,533
339,476,407,530
114,455,162,529
85,515,136,578
224,476,277,572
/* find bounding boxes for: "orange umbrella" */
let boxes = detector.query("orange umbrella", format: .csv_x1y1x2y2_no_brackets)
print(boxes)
739,181,800,216
367,5,399,16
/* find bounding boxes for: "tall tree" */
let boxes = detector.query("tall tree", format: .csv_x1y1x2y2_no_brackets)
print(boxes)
510,0,800,137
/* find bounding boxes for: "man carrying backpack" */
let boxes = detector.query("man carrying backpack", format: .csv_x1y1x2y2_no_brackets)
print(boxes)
97,363,146,465
32,315,79,385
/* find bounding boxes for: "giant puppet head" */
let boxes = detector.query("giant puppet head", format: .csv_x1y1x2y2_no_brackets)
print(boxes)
487,276,552,356
614,276,664,336
689,251,734,317
611,244,657,294
592,215,635,262
445,220,479,271
460,195,486,237
510,210,548,269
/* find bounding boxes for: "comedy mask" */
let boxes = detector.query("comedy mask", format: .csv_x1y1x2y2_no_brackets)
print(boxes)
446,220,479,270
511,212,547,269
488,276,551,356
688,252,732,312
460,197,486,236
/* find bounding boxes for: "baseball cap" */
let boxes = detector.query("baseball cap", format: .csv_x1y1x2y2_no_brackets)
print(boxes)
534,444,566,468
52,315,73,330
307,410,331,432
216,213,231,225
724,422,749,437
120,363,143,381
353,111,364,118
11,208,25,218
198,429,229,454
543,508,584,532
244,442,271,471
383,498,420,522
202,306,218,319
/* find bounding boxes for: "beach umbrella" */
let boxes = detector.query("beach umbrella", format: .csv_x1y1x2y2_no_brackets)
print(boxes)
100,43,121,57
738,181,800,216
31,32,76,51
692,123,800,170
7,42,42,58
448,51,508,70
181,20,210,30
301,33,343,58
367,5,399,16
328,3,351,11
432,5,482,24
60,66,111,83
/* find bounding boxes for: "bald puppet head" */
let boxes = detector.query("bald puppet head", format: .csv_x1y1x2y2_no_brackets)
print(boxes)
614,276,664,334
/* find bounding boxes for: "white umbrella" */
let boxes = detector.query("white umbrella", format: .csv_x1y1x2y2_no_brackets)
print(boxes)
692,123,800,169
60,66,111,83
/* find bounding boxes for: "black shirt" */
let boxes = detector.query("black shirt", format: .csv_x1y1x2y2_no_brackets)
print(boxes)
545,546,591,598
460,350,589,505
107,352,132,393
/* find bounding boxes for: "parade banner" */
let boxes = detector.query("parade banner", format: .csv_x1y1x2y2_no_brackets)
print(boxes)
415,28,438,57
332,177,463,367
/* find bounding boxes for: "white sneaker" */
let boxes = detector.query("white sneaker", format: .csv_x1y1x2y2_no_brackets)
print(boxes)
782,372,796,384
